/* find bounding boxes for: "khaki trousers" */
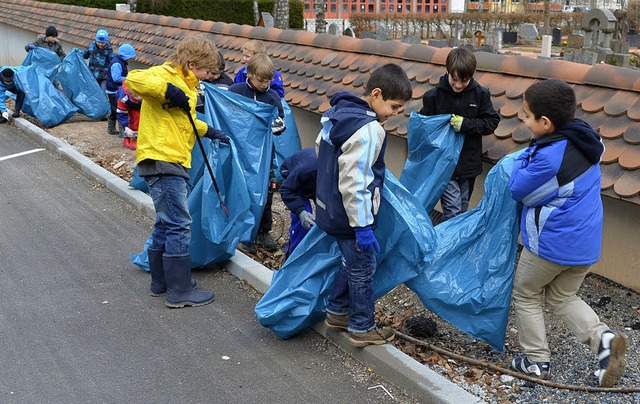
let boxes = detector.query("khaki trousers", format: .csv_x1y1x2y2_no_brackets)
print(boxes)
512,248,608,362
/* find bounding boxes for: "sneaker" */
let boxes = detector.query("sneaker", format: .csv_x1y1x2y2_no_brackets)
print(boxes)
257,232,277,252
348,327,395,348
325,313,348,331
12,110,20,118
598,330,627,387
511,356,551,379
240,242,257,255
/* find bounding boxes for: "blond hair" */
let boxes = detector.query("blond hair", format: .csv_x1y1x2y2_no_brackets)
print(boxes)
242,40,267,55
168,35,221,76
247,54,275,81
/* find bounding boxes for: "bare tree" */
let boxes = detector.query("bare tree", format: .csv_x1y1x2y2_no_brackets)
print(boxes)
274,0,290,29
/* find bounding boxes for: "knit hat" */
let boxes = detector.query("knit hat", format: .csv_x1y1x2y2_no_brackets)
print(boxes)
1,68,14,84
45,26,58,37
118,44,136,61
96,29,109,44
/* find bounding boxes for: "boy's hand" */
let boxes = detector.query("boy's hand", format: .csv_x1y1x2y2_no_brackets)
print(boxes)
450,114,464,132
271,117,286,135
1,112,9,120
299,211,316,230
205,126,230,144
355,226,380,254
165,83,190,112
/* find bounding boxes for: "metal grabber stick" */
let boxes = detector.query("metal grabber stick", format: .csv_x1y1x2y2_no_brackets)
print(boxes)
184,109,230,217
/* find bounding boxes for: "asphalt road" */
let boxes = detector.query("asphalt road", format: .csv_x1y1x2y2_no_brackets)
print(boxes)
0,123,407,403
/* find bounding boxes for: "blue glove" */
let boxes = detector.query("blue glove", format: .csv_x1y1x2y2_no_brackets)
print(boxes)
205,126,230,144
27,44,36,50
164,83,190,112
354,226,380,254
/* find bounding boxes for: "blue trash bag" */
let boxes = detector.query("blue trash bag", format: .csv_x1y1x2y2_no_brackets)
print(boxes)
14,64,77,127
405,151,522,352
254,172,437,339
22,47,60,81
272,99,302,183
57,49,110,119
131,138,252,269
129,166,148,193
188,140,252,267
400,113,464,213
203,83,277,243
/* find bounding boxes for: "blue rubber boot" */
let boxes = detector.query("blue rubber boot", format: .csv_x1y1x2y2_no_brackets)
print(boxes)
148,248,196,297
164,254,214,308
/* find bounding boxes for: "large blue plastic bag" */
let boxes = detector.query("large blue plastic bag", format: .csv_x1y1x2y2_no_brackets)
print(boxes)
406,152,521,352
22,47,60,81
272,99,302,183
14,64,77,127
254,172,437,339
188,140,252,267
203,83,277,242
57,49,110,119
400,113,463,212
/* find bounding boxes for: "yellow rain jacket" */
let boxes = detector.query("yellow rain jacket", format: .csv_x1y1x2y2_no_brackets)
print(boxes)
126,62,208,168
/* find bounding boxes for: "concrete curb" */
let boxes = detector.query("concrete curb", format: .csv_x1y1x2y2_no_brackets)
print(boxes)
12,115,480,403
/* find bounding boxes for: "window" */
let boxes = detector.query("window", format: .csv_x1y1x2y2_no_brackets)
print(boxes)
369,4,374,11
331,4,336,11
417,5,422,12
343,4,348,11
442,5,446,12
381,5,386,11
425,5,430,11
406,5,411,12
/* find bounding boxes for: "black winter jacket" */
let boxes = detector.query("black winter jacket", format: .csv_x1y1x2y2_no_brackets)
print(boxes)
420,74,500,179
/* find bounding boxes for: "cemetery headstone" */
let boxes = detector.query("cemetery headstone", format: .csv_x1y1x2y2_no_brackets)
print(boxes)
567,34,585,49
552,28,562,46
360,31,375,39
401,35,422,45
563,51,598,65
260,12,274,28
502,31,517,44
519,23,539,41
343,27,355,37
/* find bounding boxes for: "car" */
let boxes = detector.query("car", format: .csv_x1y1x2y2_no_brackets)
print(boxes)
574,6,591,12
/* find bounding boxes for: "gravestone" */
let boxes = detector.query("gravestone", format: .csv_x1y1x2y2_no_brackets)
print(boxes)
428,39,448,48
552,28,562,45
376,23,389,41
328,22,340,36
360,31,375,39
260,12,274,28
502,31,517,44
563,51,598,65
343,27,355,37
567,33,585,48
115,3,130,12
610,40,629,54
401,35,422,45
629,34,640,48
519,23,539,41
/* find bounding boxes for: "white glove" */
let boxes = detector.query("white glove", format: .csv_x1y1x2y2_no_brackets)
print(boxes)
1,112,8,120
299,210,316,230
124,127,135,138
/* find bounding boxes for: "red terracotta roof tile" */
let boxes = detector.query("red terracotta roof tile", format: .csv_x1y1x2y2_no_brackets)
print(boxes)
495,117,523,140
581,87,611,113
604,91,637,117
600,115,631,140
618,147,640,170
601,137,628,164
613,171,640,197
624,121,640,145
511,123,533,144
601,163,625,190
499,99,521,119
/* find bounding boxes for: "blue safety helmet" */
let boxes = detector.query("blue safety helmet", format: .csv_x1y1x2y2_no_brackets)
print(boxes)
96,30,109,44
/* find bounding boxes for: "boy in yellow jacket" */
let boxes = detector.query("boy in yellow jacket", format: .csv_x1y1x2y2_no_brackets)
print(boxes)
126,35,228,308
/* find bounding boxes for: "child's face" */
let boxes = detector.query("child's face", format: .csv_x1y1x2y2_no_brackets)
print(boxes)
242,50,254,65
368,88,406,124
447,72,471,93
96,42,107,49
188,62,218,81
522,98,553,138
45,36,58,43
248,75,271,92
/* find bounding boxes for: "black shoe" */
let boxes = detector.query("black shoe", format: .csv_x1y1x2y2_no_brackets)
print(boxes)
257,232,277,252
511,356,551,379
0,117,7,124
598,330,627,387
12,110,20,118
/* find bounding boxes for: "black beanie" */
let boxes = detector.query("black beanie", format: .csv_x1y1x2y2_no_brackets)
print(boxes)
1,68,14,84
45,26,58,37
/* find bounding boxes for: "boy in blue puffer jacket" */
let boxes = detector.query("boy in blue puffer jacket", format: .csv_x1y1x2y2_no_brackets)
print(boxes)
508,79,627,387
317,64,412,348
83,29,115,93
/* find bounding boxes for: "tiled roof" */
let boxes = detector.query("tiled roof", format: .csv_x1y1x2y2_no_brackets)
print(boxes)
3,0,640,205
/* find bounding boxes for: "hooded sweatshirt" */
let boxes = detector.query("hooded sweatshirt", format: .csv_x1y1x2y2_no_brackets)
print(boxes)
315,92,385,237
509,119,604,265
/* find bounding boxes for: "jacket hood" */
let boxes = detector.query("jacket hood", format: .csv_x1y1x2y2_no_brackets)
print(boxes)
537,119,603,164
326,92,378,144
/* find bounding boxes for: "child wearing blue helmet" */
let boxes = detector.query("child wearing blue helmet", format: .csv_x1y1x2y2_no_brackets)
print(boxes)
106,44,136,135
83,29,115,94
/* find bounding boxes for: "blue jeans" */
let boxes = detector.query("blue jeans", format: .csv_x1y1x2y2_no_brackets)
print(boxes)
326,238,377,333
146,175,192,255
440,178,474,221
